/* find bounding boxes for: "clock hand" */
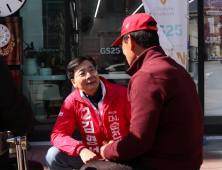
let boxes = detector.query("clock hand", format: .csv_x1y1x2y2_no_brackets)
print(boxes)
0,36,5,38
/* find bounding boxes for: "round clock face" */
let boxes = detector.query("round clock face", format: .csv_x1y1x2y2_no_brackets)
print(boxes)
0,24,11,48
0,0,27,17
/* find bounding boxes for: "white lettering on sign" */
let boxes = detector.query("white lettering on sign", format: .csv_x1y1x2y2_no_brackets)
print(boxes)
89,146,100,153
205,36,221,44
100,48,120,54
113,136,122,141
108,115,119,122
110,122,119,131
110,122,122,142
82,107,90,119
208,17,215,34
108,111,117,114
86,135,97,141
58,112,63,116
82,121,94,133
112,129,121,137
86,135,98,145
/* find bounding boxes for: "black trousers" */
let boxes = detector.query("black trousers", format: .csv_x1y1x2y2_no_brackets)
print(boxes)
80,157,200,170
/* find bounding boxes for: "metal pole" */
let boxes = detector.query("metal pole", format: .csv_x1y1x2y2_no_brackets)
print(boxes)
197,0,204,115
7,136,29,170
15,137,23,170
21,136,29,170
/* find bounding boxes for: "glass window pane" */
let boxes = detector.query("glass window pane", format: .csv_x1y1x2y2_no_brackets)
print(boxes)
69,0,143,139
71,0,143,80
20,0,66,141
203,0,222,134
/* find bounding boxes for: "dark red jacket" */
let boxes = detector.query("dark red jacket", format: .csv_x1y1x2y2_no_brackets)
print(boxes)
104,46,204,170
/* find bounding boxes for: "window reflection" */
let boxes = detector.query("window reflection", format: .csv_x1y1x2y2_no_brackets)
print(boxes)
21,0,66,140
203,0,222,130
70,0,143,88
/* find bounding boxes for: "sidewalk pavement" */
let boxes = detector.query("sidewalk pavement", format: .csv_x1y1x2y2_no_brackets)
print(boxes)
202,137,222,169
9,137,222,170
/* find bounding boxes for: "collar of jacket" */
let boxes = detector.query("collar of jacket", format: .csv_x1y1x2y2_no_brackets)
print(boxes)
126,46,166,76
80,79,106,103
73,76,118,106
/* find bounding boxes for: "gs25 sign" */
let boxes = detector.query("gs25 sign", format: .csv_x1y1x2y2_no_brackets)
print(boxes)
100,48,121,54
160,24,182,36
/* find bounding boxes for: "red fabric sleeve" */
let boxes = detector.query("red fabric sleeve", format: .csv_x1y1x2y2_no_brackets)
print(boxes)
124,88,131,123
104,73,165,161
51,98,85,156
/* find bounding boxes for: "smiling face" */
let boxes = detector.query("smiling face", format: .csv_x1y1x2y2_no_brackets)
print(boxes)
71,60,100,96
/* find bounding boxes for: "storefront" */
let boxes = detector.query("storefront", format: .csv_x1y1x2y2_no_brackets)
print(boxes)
1,0,222,141
201,0,222,134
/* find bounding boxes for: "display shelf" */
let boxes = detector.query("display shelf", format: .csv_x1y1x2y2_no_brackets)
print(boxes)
23,75,66,81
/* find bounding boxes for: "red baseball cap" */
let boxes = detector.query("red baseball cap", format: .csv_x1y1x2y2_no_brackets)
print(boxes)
111,13,158,47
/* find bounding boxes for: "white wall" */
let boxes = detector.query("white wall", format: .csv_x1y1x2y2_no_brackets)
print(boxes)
20,0,43,51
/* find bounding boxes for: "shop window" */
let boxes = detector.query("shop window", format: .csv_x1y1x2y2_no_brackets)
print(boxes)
20,0,66,141
71,0,143,87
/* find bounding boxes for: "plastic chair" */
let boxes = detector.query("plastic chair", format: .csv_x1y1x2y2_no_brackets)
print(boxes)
35,84,62,117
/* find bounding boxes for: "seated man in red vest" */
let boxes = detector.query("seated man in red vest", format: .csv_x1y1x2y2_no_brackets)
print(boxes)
45,55,131,170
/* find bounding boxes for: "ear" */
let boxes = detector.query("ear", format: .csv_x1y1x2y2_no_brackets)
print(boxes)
128,35,134,51
71,79,77,88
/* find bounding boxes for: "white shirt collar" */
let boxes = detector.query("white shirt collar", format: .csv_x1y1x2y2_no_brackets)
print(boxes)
80,79,106,101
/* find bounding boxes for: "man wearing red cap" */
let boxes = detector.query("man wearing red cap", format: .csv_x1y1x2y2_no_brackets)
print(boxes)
80,13,204,170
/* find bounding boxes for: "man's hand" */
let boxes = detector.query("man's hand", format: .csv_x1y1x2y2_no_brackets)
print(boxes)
79,148,98,164
100,140,114,160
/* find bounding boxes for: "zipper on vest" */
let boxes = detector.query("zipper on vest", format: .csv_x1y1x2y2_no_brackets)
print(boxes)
97,110,103,128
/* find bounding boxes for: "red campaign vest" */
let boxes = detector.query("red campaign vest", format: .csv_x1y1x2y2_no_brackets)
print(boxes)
51,77,131,159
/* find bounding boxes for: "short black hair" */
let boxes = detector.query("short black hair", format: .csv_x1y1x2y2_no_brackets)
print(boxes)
66,55,96,80
123,21,160,48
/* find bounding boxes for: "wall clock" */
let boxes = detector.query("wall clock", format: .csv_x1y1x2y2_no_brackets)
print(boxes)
0,0,27,17
0,24,11,48
0,17,23,65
